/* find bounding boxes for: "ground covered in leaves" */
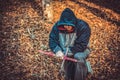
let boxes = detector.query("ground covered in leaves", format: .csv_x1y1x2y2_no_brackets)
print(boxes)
0,0,120,80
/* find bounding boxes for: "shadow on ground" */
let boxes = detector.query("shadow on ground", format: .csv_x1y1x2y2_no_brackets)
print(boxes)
71,0,120,26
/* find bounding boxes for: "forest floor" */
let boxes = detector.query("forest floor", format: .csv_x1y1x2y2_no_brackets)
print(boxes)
0,0,120,80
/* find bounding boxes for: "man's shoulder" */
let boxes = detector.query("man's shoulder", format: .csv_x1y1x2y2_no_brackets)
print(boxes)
76,19,88,26
76,19,89,29
52,22,59,28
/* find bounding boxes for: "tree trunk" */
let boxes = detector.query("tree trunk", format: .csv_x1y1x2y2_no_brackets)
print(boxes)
42,0,53,22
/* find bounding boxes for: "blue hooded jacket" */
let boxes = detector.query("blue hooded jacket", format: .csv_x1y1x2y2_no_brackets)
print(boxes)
49,8,91,54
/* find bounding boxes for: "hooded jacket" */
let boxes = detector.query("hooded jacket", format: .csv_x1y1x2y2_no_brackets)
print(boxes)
49,8,91,54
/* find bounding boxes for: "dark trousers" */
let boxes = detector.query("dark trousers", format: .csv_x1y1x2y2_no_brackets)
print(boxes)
64,60,88,80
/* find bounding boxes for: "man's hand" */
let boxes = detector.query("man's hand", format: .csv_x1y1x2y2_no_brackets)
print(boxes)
56,51,64,58
74,49,90,61
74,53,86,63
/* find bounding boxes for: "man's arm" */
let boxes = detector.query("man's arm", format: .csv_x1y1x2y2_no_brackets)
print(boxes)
70,22,91,54
49,23,63,53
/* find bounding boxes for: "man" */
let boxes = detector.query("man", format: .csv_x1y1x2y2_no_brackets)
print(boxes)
49,8,91,80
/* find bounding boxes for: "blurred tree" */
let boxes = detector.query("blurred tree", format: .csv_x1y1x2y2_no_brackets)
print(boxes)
42,0,53,22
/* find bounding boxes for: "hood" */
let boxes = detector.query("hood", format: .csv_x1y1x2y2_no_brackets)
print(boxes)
57,8,77,27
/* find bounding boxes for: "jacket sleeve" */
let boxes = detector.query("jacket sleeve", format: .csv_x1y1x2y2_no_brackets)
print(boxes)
49,23,62,53
70,22,91,54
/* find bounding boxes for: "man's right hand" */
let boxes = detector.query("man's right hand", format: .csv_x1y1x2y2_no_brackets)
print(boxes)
55,51,64,58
